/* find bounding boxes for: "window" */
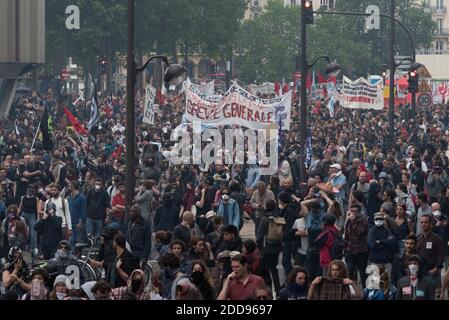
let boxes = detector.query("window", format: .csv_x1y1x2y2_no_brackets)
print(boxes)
437,0,444,9
252,0,260,7
438,18,443,33
436,41,444,53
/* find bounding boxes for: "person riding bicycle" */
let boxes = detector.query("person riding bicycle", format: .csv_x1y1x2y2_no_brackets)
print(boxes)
47,240,78,276
1,247,31,298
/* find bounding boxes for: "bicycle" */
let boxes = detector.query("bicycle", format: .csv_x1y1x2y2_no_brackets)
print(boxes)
73,234,105,283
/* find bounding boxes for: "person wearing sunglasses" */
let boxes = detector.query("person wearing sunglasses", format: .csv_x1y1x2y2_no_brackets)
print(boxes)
254,284,273,300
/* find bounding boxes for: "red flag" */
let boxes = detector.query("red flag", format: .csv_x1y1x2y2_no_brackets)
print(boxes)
282,84,290,94
306,73,312,90
274,81,280,96
112,145,123,159
63,107,88,135
317,72,325,84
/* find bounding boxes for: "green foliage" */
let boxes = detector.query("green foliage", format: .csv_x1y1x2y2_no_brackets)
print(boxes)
237,0,435,83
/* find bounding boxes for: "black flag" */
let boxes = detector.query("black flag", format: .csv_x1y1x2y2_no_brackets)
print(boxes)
41,104,54,151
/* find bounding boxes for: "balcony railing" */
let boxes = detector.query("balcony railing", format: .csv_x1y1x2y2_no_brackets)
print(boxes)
416,48,449,55
431,6,447,14
434,28,449,36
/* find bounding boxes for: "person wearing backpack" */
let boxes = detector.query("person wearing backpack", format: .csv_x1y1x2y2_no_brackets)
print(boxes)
256,199,284,296
311,213,340,275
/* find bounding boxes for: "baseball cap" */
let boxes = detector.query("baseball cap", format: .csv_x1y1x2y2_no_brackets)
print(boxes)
374,212,384,220
206,211,216,219
378,172,388,179
330,163,341,170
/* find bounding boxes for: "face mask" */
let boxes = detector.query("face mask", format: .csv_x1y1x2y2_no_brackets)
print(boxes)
222,194,229,201
131,278,142,292
191,271,204,283
95,185,101,191
56,292,66,300
409,264,419,276
374,220,384,227
56,249,69,259
433,210,442,218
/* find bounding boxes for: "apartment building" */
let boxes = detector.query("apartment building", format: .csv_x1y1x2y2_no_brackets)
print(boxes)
244,0,335,20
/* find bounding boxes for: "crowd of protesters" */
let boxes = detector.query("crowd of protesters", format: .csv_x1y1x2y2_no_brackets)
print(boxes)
1,82,449,301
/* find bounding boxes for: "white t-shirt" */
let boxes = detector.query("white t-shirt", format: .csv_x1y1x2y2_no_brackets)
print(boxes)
45,197,72,230
293,218,308,255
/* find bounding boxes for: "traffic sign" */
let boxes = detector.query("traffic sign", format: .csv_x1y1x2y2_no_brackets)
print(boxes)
416,65,432,79
418,80,432,93
418,93,432,108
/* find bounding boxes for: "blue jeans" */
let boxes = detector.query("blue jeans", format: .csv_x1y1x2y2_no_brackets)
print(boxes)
22,212,37,252
70,224,85,249
86,218,103,238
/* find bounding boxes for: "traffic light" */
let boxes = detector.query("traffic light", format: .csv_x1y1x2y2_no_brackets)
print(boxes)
407,70,418,93
100,56,107,74
304,0,314,25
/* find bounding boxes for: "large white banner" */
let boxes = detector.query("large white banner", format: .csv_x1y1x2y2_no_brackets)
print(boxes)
342,76,383,110
185,83,291,130
249,82,275,96
192,80,215,97
143,84,156,125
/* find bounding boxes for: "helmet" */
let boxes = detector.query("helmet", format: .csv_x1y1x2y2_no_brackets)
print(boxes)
8,246,22,262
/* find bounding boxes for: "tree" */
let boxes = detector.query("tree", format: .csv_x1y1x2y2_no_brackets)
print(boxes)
236,0,435,84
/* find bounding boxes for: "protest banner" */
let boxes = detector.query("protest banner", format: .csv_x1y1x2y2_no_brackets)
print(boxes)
342,76,383,110
143,84,156,125
185,83,291,130
248,82,275,96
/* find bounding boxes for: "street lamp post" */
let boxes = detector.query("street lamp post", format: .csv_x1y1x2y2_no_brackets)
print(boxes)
299,1,341,184
126,0,135,212
299,0,308,185
126,0,187,211
388,0,395,149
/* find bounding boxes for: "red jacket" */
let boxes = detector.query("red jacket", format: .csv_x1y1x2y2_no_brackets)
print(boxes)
316,225,338,268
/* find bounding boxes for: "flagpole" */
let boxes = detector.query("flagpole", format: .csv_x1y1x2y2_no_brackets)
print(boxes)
30,123,41,154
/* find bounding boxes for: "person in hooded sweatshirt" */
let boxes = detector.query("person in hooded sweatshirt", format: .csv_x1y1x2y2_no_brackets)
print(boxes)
47,240,78,275
154,193,180,232
367,212,397,274
126,205,151,262
217,224,242,279
279,267,309,300
311,213,339,275
34,202,63,259
110,269,150,300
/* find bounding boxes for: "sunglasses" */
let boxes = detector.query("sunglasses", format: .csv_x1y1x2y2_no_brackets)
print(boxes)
256,296,268,300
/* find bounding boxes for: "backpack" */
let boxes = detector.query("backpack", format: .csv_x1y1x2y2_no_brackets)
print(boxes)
266,216,286,245
329,230,345,260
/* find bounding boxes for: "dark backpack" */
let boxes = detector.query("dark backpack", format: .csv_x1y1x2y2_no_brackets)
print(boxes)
329,230,345,260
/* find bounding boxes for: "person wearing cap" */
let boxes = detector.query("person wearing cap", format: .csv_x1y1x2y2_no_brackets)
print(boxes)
49,274,69,300
48,240,78,275
1,247,31,298
395,254,435,300
367,212,397,276
327,163,347,203
34,202,63,259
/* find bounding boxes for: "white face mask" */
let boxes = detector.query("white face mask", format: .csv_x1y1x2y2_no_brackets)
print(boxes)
374,220,384,227
95,185,101,191
56,292,66,300
409,264,419,276
222,195,229,201
433,210,442,218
